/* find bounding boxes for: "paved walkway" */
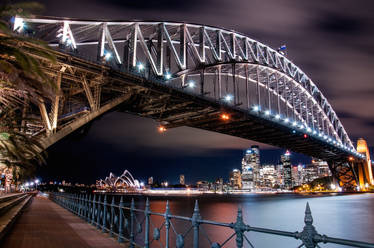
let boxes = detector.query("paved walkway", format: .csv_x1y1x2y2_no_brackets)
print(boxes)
1,195,124,248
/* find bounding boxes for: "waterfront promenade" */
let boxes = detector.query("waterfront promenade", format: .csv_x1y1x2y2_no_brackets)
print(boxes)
1,195,125,248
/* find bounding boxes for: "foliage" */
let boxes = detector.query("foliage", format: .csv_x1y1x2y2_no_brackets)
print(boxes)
0,1,56,181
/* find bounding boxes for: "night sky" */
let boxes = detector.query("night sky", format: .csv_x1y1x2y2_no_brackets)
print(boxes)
25,0,374,184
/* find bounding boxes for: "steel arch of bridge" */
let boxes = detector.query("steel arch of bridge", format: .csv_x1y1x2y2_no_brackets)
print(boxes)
12,16,374,189
14,16,360,157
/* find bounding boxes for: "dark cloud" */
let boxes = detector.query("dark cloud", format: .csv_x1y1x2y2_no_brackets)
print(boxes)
316,12,365,35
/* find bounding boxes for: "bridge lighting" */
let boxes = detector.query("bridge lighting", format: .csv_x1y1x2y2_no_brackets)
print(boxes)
224,94,233,102
312,130,317,135
104,51,112,60
14,17,25,32
165,72,172,80
265,110,270,116
220,113,230,120
318,133,322,137
137,62,145,71
158,125,166,133
275,114,280,119
323,135,327,139
349,156,354,161
303,134,308,139
188,80,196,88
306,127,312,133
292,121,297,127
284,118,289,123
253,105,260,112
292,130,296,134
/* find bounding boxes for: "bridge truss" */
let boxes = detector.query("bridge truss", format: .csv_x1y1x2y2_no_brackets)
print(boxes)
11,16,371,189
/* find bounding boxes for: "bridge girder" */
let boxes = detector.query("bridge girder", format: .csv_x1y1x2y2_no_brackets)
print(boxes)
10,16,371,188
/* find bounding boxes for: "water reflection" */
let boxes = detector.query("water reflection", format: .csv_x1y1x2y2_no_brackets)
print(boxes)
111,193,374,247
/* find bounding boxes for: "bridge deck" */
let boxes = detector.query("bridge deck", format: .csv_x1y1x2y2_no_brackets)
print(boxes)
1,195,125,248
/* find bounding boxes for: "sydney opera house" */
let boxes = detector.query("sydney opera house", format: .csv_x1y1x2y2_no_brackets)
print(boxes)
96,170,142,192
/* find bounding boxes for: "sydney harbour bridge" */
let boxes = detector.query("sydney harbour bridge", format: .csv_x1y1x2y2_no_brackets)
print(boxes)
12,16,373,190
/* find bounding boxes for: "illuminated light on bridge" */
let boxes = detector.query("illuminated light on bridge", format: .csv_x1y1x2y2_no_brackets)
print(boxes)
158,125,167,133
265,110,270,116
104,51,112,60
220,113,230,121
224,94,233,102
188,80,196,88
165,72,172,80
137,62,145,71
303,134,308,139
12,16,372,190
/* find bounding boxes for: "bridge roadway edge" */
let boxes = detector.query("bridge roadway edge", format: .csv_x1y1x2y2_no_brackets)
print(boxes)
0,194,129,248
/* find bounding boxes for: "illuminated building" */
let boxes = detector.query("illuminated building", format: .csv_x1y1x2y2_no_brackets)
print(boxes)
312,159,331,178
148,177,153,185
96,170,141,191
241,145,260,190
179,174,185,185
281,150,292,189
229,169,242,189
291,164,303,187
259,165,277,188
302,164,319,183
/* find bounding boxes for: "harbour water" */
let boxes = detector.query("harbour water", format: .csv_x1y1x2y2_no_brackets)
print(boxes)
110,192,374,247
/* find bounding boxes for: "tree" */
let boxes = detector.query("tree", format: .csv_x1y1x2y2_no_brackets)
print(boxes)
0,2,56,183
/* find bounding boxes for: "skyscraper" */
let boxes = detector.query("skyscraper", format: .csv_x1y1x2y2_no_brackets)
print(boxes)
229,169,242,189
179,174,185,185
281,150,292,189
241,145,260,190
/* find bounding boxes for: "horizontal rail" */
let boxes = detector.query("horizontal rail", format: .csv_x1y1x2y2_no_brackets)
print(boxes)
49,192,374,248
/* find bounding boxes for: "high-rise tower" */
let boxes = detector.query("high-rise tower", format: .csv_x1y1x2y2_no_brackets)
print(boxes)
281,150,292,189
241,145,260,190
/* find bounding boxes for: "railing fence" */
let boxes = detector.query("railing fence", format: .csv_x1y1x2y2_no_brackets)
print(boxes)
49,192,374,248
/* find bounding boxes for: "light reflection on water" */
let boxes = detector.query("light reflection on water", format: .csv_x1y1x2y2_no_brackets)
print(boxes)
111,193,374,247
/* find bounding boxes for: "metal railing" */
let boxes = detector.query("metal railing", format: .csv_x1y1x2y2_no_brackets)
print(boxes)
49,192,374,248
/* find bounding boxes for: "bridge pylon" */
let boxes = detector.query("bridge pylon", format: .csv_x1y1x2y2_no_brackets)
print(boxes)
356,138,373,187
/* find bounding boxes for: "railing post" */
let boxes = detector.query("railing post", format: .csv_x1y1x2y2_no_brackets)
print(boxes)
192,200,201,248
88,194,92,223
234,208,245,248
130,198,135,248
92,194,96,225
296,202,319,248
97,195,102,229
78,194,82,217
84,194,88,220
144,198,150,248
102,195,108,233
110,196,115,237
165,200,170,248
118,196,124,243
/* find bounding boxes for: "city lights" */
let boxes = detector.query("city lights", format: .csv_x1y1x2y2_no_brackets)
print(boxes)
253,105,260,112
284,118,289,123
292,121,297,126
265,110,270,116
275,114,280,119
